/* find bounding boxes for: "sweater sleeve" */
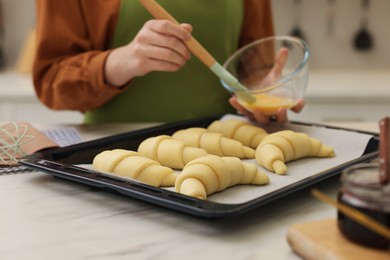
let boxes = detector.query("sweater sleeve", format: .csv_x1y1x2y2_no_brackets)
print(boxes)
33,0,273,112
33,0,125,111
240,0,275,47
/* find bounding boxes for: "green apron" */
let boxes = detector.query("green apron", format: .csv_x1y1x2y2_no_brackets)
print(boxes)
84,0,243,123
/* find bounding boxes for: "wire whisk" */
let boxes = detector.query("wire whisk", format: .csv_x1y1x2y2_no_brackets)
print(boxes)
0,122,35,165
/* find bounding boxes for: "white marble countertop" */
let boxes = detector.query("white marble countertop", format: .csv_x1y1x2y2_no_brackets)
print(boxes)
0,121,380,260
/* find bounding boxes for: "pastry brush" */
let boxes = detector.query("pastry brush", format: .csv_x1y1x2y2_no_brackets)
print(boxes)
139,0,255,103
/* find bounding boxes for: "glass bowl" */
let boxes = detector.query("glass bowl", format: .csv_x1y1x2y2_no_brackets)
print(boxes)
221,36,310,115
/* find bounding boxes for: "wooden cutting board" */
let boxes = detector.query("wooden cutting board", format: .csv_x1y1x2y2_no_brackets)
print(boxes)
286,219,389,260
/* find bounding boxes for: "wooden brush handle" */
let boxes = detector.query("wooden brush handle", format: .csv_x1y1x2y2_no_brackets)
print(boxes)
139,0,216,67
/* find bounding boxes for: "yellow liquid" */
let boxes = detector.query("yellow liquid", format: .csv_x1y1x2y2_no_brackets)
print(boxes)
239,93,295,115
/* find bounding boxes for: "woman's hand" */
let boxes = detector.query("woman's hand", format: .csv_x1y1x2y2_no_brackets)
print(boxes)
229,47,305,124
104,20,192,87
259,47,288,88
229,96,305,124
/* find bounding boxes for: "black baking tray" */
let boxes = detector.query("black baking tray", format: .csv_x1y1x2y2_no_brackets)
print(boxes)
19,115,379,218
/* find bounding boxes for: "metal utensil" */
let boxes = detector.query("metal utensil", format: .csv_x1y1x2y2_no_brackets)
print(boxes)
139,0,255,103
0,2,5,69
379,117,390,185
290,0,306,41
326,0,336,36
353,0,373,51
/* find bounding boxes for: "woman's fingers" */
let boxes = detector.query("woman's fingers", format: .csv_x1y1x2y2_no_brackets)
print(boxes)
120,20,193,78
253,110,272,124
275,108,288,123
229,96,305,124
148,20,191,42
270,47,288,78
230,96,277,124
126,46,185,76
137,21,191,61
144,44,188,67
105,20,192,85
291,99,305,112
180,23,193,33
229,97,255,121
146,20,192,60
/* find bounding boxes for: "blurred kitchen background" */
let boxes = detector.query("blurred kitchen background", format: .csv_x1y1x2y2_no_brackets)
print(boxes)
1,0,389,124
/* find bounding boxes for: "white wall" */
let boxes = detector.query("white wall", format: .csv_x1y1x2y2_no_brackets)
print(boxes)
1,0,389,124
1,0,36,68
272,0,390,70
1,0,390,70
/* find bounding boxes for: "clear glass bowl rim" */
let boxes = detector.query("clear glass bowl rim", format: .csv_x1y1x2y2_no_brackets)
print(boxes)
222,35,310,93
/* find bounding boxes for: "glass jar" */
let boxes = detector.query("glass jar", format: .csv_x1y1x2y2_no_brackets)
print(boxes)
338,163,390,250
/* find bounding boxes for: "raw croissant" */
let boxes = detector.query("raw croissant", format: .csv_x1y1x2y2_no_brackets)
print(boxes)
207,119,268,148
92,149,177,187
172,127,255,159
175,154,269,199
137,135,208,169
255,130,335,175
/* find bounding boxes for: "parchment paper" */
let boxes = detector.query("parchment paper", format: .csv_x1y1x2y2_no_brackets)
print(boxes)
81,114,376,205
193,114,375,204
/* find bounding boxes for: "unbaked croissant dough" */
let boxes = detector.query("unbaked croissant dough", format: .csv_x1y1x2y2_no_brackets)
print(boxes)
255,130,335,175
137,135,208,169
207,119,268,149
92,149,177,187
172,127,255,159
175,154,269,199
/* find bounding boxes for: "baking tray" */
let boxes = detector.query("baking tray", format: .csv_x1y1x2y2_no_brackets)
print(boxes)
19,115,379,218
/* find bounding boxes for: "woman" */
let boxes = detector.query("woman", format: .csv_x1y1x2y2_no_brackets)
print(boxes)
33,0,303,124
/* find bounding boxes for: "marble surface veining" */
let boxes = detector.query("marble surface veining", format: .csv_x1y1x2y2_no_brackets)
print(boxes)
0,122,379,260
0,171,339,260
